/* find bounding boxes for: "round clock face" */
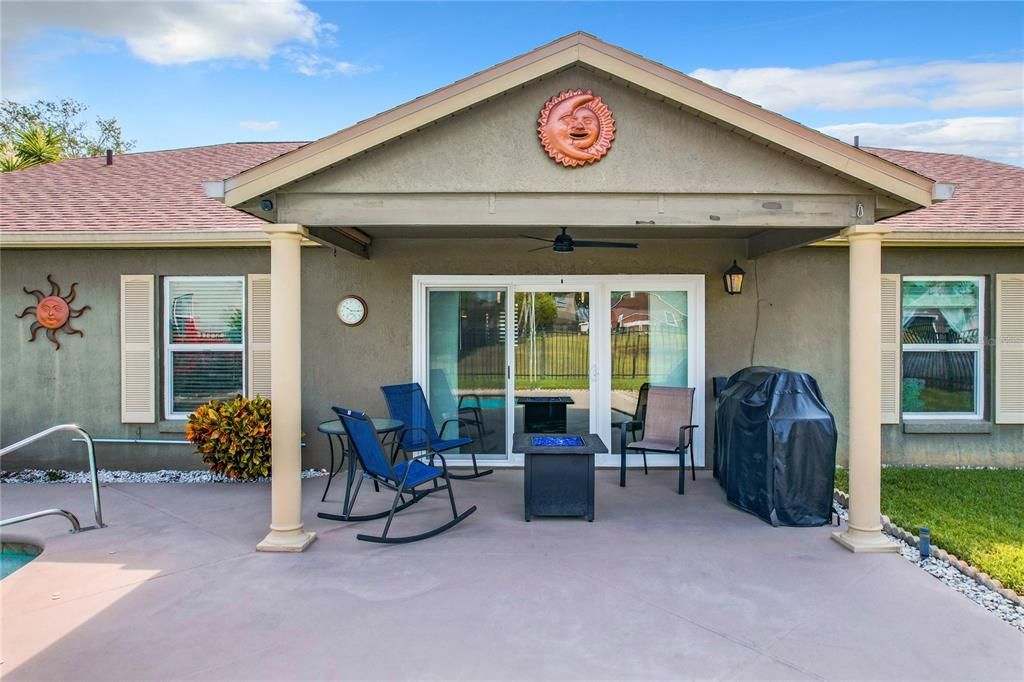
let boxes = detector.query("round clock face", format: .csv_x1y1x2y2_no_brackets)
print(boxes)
336,296,367,327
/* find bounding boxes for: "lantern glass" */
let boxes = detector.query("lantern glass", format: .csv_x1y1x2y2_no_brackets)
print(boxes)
723,261,745,295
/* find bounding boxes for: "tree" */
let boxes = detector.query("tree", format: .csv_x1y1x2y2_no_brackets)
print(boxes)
0,98,135,171
0,124,64,172
516,292,559,331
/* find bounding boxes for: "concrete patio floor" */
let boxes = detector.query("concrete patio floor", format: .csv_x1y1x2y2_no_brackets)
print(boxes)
2,470,1021,681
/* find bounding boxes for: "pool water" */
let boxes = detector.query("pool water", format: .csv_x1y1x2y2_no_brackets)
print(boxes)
464,396,505,410
1,543,41,579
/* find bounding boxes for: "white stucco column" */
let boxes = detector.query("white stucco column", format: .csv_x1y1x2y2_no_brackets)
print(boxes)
833,225,897,553
257,223,316,552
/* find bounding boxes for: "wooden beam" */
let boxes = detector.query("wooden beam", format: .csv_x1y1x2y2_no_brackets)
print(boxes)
280,192,869,229
305,226,371,259
746,228,839,258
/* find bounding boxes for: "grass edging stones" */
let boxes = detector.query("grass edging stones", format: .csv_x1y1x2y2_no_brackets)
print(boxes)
833,467,1024,606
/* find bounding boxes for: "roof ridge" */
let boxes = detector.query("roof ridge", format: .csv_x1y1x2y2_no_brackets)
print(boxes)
96,141,308,159
867,146,1023,171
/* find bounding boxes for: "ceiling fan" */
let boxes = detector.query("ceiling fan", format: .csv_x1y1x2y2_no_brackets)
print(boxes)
522,227,638,253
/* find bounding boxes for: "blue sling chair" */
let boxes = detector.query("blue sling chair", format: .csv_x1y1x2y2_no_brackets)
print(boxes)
381,382,493,480
317,407,476,543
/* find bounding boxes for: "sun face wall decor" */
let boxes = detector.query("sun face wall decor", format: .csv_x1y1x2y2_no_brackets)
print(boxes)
538,89,615,167
15,274,91,350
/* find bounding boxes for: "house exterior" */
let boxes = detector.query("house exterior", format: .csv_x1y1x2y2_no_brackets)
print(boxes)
1,34,1021,553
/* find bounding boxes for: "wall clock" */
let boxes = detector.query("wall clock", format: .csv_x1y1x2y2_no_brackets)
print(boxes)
336,295,368,327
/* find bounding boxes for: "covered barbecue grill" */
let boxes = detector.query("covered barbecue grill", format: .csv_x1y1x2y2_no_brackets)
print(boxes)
715,367,837,527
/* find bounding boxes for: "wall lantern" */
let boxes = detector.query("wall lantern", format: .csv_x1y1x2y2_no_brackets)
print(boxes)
723,261,746,295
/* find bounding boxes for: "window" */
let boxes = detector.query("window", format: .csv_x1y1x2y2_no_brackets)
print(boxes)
902,276,984,419
164,277,245,419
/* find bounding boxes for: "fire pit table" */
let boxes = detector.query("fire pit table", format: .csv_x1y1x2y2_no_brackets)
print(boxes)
514,433,608,522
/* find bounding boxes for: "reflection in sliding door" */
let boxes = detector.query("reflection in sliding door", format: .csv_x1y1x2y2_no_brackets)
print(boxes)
514,290,591,435
609,290,689,454
426,289,507,458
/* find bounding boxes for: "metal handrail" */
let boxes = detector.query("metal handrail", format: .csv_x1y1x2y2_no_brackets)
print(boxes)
1,424,104,532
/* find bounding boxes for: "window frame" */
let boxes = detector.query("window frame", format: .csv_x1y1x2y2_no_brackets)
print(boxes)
901,275,985,421
163,275,246,420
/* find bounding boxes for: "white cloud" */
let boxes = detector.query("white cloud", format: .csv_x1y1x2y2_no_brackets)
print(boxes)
3,1,325,64
2,1,375,77
240,120,280,131
818,116,1023,164
283,49,380,77
691,60,1023,112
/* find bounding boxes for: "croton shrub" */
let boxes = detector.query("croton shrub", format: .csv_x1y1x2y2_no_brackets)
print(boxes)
186,395,272,480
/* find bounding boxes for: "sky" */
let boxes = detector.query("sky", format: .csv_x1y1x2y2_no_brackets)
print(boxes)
2,1,1022,164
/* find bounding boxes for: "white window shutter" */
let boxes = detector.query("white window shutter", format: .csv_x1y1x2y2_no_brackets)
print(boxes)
880,274,901,424
247,274,272,399
995,274,1024,424
121,275,155,423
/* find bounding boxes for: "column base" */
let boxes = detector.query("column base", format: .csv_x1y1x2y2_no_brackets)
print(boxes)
256,529,317,553
832,529,899,553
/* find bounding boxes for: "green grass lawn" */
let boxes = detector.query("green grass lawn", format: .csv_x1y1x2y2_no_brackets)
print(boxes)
834,468,1024,593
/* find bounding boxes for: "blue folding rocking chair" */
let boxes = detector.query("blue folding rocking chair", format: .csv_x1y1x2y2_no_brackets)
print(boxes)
381,383,493,480
317,407,476,544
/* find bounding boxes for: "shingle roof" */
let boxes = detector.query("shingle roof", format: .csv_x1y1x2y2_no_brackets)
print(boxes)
867,148,1023,232
0,142,306,232
1,141,1019,236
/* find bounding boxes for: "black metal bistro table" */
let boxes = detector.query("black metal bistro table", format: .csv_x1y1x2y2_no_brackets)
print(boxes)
317,417,404,516
515,433,607,522
516,396,575,433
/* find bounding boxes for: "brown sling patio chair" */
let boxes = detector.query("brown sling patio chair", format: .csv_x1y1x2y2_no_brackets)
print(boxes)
622,385,698,494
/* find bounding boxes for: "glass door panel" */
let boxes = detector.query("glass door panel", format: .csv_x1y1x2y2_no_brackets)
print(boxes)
514,290,592,436
609,290,689,454
426,289,508,459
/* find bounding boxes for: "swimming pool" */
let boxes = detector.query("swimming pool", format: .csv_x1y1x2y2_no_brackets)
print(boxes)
1,542,41,579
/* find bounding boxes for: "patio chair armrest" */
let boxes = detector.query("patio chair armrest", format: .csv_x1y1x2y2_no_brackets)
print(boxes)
619,419,643,454
457,394,483,410
399,425,434,453
678,425,698,450
411,450,449,474
439,418,470,440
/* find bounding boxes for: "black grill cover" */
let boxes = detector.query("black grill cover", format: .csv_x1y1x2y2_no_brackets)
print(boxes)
715,367,837,527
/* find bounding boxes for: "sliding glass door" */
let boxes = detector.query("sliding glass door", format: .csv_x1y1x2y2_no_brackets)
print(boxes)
514,287,596,438
608,289,691,460
414,275,704,466
425,288,509,459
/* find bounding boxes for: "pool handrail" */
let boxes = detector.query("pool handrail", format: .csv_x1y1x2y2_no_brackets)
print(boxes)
1,424,104,532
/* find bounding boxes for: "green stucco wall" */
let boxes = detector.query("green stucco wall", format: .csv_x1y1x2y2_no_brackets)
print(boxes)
2,243,1021,472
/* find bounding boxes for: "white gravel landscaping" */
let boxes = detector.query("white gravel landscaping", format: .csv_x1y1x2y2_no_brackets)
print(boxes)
0,468,327,484
833,501,1024,633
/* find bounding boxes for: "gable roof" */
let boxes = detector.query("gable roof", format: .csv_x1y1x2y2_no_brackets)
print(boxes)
0,140,1016,247
218,32,935,209
868,148,1023,232
1,142,305,236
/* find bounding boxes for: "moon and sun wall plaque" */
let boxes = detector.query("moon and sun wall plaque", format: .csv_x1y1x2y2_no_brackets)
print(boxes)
15,274,90,350
538,89,615,167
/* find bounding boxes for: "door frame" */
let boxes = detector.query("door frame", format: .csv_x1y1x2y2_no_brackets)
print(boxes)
412,274,705,468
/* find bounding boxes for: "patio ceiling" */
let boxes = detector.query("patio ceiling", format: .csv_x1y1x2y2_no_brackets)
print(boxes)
303,224,838,260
